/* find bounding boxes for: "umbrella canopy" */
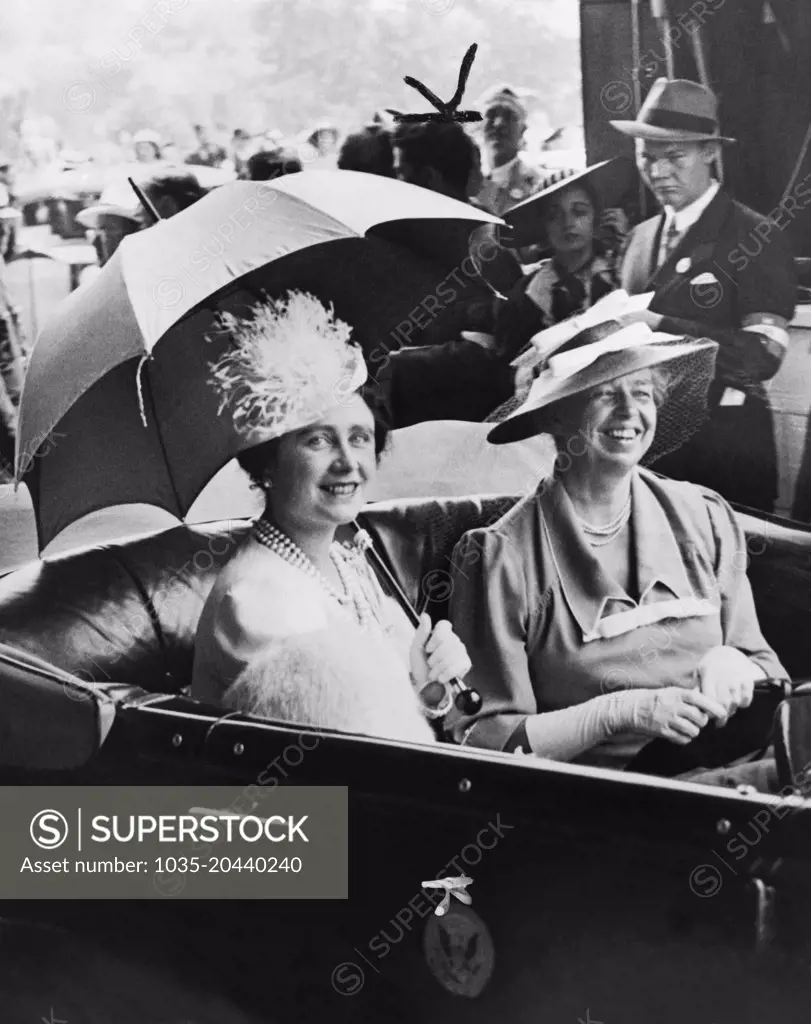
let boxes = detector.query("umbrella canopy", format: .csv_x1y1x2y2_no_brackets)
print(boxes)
17,171,501,550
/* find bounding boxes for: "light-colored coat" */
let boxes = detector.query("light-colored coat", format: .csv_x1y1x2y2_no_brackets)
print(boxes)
192,536,435,745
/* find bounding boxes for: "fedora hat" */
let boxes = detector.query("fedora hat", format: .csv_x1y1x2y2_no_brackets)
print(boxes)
505,156,636,248
487,319,718,463
610,78,736,144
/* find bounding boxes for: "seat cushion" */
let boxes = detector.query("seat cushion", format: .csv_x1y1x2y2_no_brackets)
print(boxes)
1,495,811,695
0,522,251,690
357,494,521,623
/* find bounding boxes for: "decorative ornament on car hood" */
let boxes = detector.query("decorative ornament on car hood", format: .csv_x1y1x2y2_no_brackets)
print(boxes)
421,874,473,916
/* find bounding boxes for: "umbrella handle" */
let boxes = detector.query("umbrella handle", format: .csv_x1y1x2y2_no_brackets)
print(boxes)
349,521,483,720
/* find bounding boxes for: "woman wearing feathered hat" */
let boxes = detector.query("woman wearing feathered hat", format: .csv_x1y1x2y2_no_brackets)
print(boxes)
447,321,787,782
191,292,470,743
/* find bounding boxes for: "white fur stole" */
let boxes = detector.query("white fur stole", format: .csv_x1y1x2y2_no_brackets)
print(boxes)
223,622,435,745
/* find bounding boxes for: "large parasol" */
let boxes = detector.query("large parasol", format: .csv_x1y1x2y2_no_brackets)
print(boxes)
15,171,502,550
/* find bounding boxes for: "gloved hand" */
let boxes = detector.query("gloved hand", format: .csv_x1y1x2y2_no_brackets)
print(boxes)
614,686,728,745
409,614,472,690
695,645,766,726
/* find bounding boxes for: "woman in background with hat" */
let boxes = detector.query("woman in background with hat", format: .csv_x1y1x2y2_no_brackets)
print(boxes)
191,291,470,743
448,321,786,781
132,129,162,163
493,158,635,365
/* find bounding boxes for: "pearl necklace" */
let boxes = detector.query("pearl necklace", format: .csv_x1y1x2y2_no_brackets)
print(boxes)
252,519,374,629
575,494,632,548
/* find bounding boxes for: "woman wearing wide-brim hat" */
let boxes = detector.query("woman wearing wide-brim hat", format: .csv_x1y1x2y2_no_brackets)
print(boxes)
448,320,787,787
492,157,637,365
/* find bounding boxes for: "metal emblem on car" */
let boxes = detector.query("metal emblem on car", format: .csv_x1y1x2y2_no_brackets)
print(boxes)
423,902,495,998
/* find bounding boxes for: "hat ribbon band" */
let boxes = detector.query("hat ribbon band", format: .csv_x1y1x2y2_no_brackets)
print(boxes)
642,109,719,135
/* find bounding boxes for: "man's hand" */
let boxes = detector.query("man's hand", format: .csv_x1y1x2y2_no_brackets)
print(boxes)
696,645,766,726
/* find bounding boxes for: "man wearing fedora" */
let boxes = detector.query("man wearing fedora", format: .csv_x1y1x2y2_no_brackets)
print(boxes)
612,78,796,513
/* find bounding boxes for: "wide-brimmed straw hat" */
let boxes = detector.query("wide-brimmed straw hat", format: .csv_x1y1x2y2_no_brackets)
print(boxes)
76,180,143,230
133,128,162,147
505,156,636,248
611,78,736,144
487,319,718,463
209,291,368,446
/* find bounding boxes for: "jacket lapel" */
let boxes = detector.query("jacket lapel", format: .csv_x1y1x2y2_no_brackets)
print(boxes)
644,190,733,299
620,216,662,296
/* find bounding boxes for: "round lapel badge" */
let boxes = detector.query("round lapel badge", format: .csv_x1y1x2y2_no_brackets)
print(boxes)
423,903,495,998
675,257,692,274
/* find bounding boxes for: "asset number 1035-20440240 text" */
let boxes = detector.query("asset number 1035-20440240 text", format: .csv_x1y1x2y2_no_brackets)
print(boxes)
154,856,303,874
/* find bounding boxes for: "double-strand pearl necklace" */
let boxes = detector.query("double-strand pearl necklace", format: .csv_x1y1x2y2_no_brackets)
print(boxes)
252,519,374,629
575,493,632,548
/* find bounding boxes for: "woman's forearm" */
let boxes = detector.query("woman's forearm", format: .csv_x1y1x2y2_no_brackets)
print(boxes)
523,690,644,761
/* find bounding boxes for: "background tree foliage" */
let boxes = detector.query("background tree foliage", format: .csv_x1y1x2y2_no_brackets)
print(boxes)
0,0,580,154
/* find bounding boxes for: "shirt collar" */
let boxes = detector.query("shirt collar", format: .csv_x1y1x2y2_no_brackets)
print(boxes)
666,180,721,235
526,253,614,301
489,154,520,185
538,471,698,642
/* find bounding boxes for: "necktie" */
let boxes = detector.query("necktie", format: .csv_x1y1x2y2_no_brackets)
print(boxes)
659,218,680,269
550,267,587,323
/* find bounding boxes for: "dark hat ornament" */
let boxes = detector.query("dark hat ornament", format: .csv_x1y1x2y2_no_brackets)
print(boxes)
387,43,482,125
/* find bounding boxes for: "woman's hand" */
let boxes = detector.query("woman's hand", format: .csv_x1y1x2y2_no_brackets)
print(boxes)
409,614,472,690
696,646,766,726
600,207,629,240
615,308,664,330
623,686,728,745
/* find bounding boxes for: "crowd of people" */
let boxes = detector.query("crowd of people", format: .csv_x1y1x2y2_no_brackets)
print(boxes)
0,74,803,794
0,82,575,478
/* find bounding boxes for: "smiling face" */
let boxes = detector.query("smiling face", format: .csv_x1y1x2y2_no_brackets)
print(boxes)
543,185,596,260
268,396,378,535
554,367,659,472
635,138,717,211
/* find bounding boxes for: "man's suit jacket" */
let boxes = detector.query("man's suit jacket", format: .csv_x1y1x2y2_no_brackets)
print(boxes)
621,189,795,402
621,189,796,512
477,156,572,217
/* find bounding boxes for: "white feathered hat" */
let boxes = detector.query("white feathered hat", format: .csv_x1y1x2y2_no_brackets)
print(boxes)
209,291,368,444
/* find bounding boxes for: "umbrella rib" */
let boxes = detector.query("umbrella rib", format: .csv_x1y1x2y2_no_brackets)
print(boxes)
140,358,184,519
